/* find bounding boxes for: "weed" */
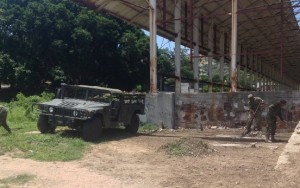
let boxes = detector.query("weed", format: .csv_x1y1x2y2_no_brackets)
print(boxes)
161,137,214,157
138,123,159,133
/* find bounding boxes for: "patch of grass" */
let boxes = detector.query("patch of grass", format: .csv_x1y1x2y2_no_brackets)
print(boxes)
138,123,159,133
161,137,214,157
0,130,87,161
0,174,35,186
0,92,89,161
163,139,187,156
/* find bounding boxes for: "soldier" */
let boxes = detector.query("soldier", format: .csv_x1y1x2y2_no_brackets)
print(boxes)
242,94,264,136
265,100,287,142
0,105,11,134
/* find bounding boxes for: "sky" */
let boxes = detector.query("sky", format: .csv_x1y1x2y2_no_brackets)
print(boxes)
143,30,175,51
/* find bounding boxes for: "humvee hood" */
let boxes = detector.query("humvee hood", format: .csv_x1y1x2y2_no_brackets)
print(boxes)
41,99,109,111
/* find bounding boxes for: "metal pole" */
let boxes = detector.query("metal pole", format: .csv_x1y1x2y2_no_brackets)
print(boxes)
220,31,225,92
175,0,181,93
208,22,214,93
280,0,283,79
193,10,200,93
149,0,157,94
230,0,238,92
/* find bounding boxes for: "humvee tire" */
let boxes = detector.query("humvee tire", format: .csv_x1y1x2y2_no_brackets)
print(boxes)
82,117,102,141
37,115,55,133
126,114,140,134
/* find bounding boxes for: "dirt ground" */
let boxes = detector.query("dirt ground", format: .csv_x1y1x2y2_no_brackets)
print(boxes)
0,128,299,188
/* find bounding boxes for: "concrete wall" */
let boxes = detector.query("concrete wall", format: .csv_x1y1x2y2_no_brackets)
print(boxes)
145,92,175,129
145,91,300,130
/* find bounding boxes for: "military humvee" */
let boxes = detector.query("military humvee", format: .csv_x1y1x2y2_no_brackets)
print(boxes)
37,83,145,141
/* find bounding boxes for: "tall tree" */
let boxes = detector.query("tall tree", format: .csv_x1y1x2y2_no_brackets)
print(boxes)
0,0,150,91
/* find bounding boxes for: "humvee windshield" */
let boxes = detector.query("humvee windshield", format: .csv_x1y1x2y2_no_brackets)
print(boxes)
62,87,111,103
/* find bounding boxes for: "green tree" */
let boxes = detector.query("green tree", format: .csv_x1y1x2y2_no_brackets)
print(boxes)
0,0,150,91
0,53,15,89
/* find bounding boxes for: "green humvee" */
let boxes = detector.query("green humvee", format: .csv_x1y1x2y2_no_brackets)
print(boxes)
37,83,145,141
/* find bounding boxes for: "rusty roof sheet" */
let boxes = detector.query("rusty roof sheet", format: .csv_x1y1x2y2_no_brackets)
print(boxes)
75,0,300,84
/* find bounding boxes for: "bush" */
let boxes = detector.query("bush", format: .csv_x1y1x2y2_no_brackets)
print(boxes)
7,92,54,127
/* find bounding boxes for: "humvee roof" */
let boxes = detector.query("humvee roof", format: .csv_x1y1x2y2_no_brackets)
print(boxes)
64,84,122,94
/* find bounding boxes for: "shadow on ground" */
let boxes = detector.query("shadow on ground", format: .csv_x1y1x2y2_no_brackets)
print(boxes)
57,128,140,143
139,129,290,143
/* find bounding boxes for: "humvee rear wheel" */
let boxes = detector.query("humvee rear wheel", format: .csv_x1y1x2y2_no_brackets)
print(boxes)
126,114,140,134
82,117,102,141
37,115,55,133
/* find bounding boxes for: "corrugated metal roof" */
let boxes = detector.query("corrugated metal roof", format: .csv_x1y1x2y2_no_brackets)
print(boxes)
76,0,300,84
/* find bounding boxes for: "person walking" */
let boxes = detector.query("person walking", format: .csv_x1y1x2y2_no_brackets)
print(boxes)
242,94,264,136
265,100,287,142
0,105,11,134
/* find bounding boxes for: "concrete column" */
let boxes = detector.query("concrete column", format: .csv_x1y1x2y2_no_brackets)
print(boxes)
208,21,214,92
174,0,181,93
230,0,238,92
220,31,225,92
149,0,157,94
193,11,200,93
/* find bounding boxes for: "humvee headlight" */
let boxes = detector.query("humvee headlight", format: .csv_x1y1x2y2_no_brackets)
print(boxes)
49,107,54,113
73,110,78,117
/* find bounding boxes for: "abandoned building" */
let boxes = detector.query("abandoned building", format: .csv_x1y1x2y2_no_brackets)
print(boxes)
75,0,300,130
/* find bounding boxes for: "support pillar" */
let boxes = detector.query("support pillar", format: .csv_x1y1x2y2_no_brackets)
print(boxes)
208,21,214,92
230,0,238,92
220,31,225,92
174,0,181,93
193,11,200,93
149,0,157,94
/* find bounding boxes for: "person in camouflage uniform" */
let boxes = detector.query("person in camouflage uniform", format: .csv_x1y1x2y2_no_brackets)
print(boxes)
265,100,287,142
0,105,11,134
242,94,264,136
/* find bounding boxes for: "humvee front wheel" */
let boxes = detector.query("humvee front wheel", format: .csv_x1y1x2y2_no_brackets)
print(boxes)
82,117,102,141
37,115,55,133
126,114,140,134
